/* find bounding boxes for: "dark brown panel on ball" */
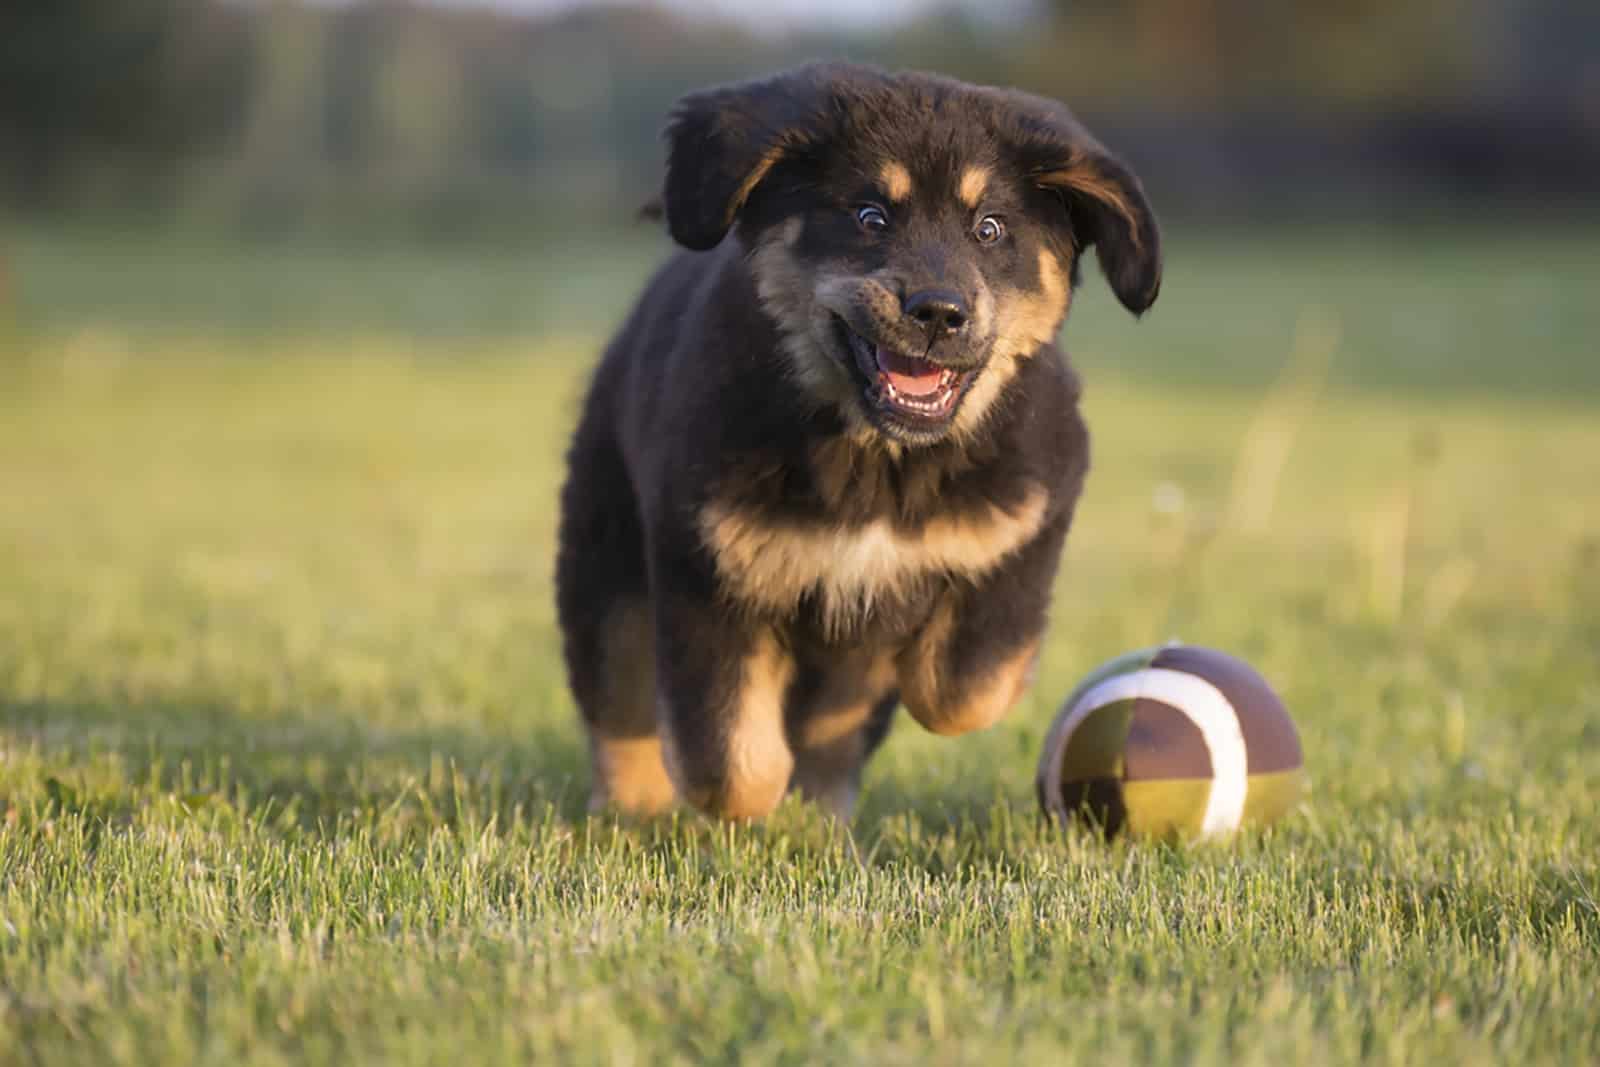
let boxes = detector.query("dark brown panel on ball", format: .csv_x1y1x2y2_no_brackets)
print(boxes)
1123,699,1213,780
1055,777,1128,838
1151,646,1302,773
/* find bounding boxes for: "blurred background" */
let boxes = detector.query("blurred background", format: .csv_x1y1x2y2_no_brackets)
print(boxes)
3,0,1599,342
5,0,1600,237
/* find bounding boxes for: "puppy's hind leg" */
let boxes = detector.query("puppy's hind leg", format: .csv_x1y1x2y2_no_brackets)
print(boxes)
788,693,898,819
786,654,899,820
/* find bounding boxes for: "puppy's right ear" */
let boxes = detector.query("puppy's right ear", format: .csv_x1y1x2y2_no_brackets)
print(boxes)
662,65,858,251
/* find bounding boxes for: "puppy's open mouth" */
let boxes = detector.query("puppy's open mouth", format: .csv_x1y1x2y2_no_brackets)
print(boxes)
837,321,975,422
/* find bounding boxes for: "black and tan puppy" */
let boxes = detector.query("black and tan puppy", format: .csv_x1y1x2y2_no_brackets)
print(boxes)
557,63,1160,820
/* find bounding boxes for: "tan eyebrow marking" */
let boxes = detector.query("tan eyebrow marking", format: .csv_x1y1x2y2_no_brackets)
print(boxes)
878,161,913,201
958,165,991,208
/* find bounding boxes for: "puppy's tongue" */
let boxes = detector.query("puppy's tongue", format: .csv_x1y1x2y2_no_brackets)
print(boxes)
875,345,944,397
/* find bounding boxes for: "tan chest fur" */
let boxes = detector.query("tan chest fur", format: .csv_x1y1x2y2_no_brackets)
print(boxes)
699,484,1047,636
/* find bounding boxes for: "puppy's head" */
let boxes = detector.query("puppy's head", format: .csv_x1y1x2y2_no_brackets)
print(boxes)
662,63,1161,447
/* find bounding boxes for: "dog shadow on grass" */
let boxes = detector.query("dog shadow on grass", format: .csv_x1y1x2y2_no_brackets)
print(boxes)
3,693,594,831
6,692,1055,872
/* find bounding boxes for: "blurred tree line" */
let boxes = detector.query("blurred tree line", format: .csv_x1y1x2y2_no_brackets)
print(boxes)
2,0,1597,241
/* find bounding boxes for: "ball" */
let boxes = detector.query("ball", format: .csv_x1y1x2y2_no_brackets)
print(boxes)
1035,644,1305,840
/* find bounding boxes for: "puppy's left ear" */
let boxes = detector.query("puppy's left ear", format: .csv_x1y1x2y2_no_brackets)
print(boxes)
1036,150,1161,315
1003,97,1162,315
662,65,859,251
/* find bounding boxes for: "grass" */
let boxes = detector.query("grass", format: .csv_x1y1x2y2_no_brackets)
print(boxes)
1,227,1598,1065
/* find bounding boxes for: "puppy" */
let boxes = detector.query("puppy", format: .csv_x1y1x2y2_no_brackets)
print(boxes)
557,63,1161,820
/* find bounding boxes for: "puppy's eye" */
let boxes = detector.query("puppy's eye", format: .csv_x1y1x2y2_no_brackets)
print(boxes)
974,215,1006,244
856,205,889,232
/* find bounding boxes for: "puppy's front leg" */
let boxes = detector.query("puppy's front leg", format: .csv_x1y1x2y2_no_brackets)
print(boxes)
653,587,796,820
897,514,1070,736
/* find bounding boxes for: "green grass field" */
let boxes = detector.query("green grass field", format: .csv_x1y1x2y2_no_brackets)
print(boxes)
2,227,1598,1065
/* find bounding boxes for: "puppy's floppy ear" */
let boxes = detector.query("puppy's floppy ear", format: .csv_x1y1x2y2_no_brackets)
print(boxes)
1000,94,1162,315
661,65,857,251
1037,150,1161,314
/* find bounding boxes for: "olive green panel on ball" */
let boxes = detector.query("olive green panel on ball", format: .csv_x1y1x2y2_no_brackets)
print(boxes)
1119,778,1212,837
1240,768,1306,825
1057,701,1135,781
1116,770,1306,839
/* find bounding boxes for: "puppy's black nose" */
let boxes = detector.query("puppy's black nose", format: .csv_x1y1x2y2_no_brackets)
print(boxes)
904,289,969,340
